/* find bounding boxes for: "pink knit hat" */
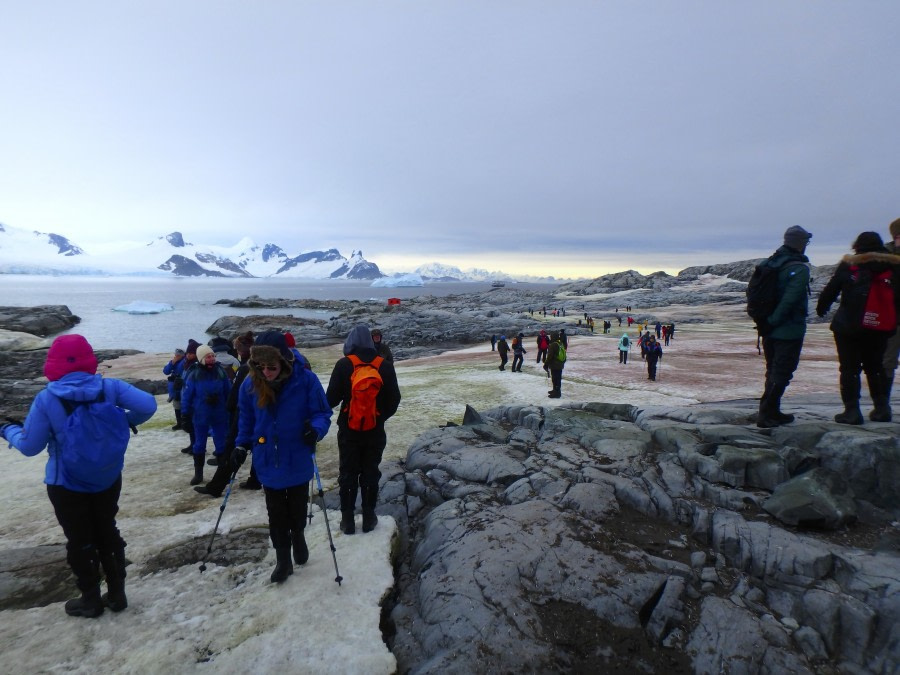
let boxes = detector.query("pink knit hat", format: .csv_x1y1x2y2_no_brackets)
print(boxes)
44,334,98,381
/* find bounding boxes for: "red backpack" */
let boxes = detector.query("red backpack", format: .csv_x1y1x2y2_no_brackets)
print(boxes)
861,269,896,331
344,355,384,431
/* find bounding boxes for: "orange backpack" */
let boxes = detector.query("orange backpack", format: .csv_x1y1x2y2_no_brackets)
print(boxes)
344,355,384,431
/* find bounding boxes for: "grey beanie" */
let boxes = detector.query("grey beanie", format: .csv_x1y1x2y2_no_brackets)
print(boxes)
783,225,812,251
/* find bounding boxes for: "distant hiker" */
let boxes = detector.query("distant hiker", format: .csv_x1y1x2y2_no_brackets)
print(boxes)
655,322,662,339
618,334,630,364
326,324,401,535
816,231,899,424
181,345,231,485
491,334,497,351
627,316,634,327
371,328,394,362
755,225,813,428
880,217,900,413
497,335,510,371
544,331,566,398
662,324,669,345
668,323,676,341
232,331,332,583
179,339,201,454
617,316,622,327
0,335,156,618
536,330,550,363
196,332,256,497
645,335,663,381
511,336,526,372
559,328,568,349
163,348,186,430
639,331,651,359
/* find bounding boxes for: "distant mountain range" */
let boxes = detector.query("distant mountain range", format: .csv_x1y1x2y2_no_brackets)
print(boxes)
0,222,563,282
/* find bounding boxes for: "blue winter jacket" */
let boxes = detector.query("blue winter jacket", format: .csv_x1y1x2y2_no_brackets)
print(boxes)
181,363,231,425
3,372,157,492
236,364,332,490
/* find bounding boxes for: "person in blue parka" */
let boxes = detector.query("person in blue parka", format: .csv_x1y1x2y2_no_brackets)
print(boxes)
181,344,231,486
0,334,156,619
232,331,332,583
162,347,186,430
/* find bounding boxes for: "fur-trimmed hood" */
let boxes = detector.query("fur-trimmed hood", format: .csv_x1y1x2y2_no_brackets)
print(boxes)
839,251,899,266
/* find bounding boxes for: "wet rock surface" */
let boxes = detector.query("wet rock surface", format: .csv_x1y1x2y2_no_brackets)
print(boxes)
379,400,900,674
0,305,80,337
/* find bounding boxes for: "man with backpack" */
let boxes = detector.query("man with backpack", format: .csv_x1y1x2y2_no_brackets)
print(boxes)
0,335,156,618
618,333,630,363
544,331,567,398
326,325,401,535
752,225,813,428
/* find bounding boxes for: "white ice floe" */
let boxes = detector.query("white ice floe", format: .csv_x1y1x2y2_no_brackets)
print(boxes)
112,301,175,314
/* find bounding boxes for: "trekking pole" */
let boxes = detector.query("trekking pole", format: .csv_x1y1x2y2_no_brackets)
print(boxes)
311,450,343,585
199,466,240,573
307,479,315,526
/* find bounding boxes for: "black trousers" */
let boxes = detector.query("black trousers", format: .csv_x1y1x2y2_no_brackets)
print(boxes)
549,368,562,393
263,483,309,549
337,425,386,511
761,337,803,400
834,331,889,400
47,476,125,590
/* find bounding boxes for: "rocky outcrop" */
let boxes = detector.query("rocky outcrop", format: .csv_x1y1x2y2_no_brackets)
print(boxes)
380,400,900,674
0,306,80,337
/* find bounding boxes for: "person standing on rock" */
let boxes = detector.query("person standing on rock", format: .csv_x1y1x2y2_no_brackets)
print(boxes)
231,331,332,582
371,328,394,362
496,335,510,370
816,231,900,424
0,335,156,618
618,333,630,364
179,339,201,454
326,325,401,535
880,217,900,417
756,225,813,428
163,348,186,430
645,334,663,381
544,331,566,398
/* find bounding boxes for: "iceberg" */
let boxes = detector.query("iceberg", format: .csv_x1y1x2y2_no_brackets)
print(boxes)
112,301,175,315
371,273,424,288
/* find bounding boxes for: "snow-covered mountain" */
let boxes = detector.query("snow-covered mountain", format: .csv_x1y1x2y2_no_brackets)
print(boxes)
0,223,384,279
413,262,562,284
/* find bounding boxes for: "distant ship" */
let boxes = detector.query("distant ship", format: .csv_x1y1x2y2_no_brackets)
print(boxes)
490,280,505,288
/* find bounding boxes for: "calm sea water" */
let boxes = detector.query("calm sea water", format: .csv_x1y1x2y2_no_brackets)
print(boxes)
1,275,557,353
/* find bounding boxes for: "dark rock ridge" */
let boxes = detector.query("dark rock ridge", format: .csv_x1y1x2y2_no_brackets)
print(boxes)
379,400,900,674
0,306,80,337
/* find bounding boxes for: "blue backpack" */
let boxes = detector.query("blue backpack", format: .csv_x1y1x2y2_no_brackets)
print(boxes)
57,388,131,491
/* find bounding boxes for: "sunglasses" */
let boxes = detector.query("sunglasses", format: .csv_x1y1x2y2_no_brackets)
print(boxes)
251,362,280,372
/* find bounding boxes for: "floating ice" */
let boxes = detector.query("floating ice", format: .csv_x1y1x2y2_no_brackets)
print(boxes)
371,273,424,287
112,301,175,314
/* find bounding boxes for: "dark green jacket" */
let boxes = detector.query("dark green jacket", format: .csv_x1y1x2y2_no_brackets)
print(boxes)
545,340,566,371
766,245,811,340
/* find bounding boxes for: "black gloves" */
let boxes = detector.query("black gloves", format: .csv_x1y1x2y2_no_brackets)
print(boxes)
231,445,250,471
303,426,319,448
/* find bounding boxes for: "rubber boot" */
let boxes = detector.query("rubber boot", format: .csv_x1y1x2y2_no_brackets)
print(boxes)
869,370,893,422
190,454,204,486
240,463,262,490
756,384,788,428
361,486,378,533
182,422,196,454
65,586,104,618
171,410,183,431
339,484,357,534
835,378,863,425
100,549,128,612
291,530,309,565
270,547,293,583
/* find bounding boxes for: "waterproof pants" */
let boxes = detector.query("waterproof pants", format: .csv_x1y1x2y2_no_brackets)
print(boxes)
337,425,386,513
264,483,309,549
47,477,126,591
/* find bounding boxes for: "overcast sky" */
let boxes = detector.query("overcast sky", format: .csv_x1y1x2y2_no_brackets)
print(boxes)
1,2,898,277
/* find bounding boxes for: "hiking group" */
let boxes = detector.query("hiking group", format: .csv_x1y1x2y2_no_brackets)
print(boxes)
0,324,401,617
749,221,900,428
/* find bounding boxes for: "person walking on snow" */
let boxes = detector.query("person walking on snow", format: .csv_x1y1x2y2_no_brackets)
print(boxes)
326,325,401,535
536,330,549,363
231,331,332,583
0,335,156,618
511,336,526,372
496,335,510,370
618,334,631,364
645,334,663,381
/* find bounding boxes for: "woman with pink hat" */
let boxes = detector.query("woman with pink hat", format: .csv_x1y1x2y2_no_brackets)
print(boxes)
0,334,157,619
